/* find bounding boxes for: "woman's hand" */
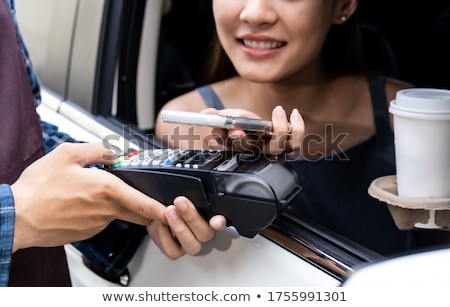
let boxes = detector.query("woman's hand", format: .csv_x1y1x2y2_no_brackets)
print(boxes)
147,197,227,259
202,106,305,156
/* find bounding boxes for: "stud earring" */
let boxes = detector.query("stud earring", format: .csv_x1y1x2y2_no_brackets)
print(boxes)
341,16,347,22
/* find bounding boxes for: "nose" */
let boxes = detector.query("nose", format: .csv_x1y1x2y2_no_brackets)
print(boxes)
240,0,278,27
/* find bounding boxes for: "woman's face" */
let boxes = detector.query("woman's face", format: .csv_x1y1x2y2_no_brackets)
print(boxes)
213,0,341,84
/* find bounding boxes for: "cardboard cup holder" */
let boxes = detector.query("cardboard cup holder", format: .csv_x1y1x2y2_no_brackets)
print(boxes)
369,176,450,231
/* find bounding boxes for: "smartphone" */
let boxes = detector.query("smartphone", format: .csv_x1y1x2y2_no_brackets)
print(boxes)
160,110,291,134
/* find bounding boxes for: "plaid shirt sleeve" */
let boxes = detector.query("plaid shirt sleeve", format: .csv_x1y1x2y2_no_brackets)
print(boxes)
0,185,15,287
40,120,80,153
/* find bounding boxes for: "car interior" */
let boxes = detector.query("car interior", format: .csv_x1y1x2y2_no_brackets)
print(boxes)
15,0,450,286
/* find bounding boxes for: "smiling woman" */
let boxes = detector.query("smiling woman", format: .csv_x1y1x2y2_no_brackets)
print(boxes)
154,0,449,257
208,0,365,83
213,0,357,81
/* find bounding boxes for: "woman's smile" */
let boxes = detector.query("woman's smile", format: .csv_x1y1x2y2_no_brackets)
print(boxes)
237,34,287,59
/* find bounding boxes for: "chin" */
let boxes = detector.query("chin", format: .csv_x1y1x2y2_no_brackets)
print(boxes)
238,71,277,83
235,63,286,83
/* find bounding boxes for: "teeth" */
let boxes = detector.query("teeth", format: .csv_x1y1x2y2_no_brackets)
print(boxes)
242,40,284,49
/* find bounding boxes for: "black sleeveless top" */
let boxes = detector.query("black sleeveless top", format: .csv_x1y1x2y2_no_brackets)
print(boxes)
1,0,71,286
197,73,416,256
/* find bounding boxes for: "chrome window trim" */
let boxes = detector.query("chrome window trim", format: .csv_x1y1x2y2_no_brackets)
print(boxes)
262,213,383,281
41,88,140,153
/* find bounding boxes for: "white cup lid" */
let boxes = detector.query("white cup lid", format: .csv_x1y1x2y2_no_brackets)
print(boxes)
394,88,450,111
389,88,450,120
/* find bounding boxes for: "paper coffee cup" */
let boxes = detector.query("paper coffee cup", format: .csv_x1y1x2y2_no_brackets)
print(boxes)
389,88,450,199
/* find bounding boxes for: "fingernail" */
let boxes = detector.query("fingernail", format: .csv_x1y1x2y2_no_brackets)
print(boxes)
167,208,180,221
175,198,188,212
274,106,286,120
291,108,301,121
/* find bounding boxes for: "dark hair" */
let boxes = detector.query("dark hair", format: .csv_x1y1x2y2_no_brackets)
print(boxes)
322,10,365,75
203,35,237,84
203,9,366,84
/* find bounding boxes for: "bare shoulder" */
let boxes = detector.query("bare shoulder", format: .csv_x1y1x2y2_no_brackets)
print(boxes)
155,90,205,132
154,87,210,146
384,77,413,104
383,77,414,130
158,90,207,113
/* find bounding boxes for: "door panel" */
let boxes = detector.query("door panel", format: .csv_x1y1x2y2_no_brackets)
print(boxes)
67,0,105,111
15,0,78,99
